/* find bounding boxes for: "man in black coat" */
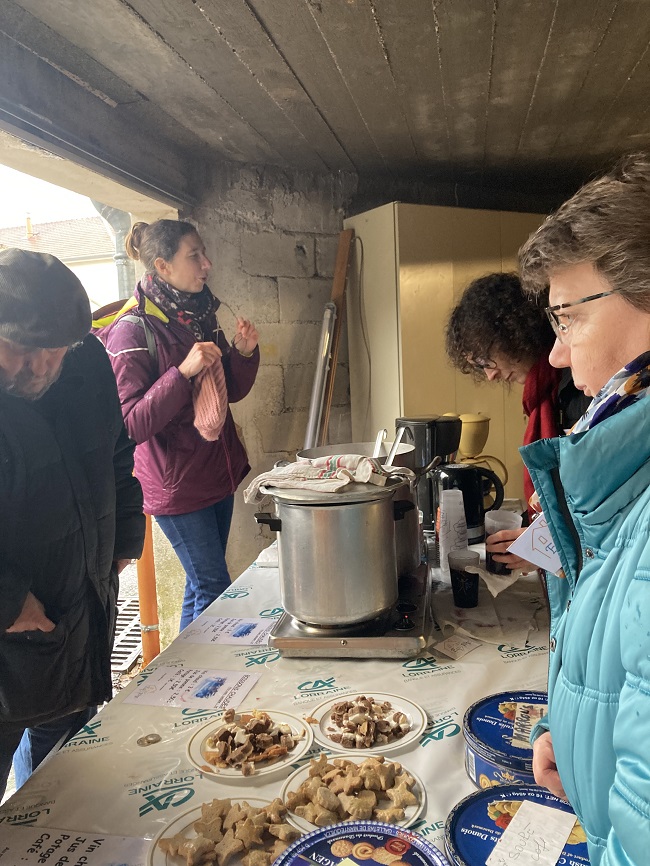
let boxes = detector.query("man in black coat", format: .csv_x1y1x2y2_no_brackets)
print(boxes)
0,249,145,798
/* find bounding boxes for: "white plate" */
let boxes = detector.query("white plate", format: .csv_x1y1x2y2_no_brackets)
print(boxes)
280,754,426,833
187,709,313,781
310,692,427,754
148,797,269,866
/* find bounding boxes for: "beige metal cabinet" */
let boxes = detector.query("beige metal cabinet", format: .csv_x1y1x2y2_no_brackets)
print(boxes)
344,202,544,501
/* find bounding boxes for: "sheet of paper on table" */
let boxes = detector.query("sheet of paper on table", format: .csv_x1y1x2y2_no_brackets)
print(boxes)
505,512,562,574
486,800,575,866
177,616,276,645
435,634,482,659
122,665,260,709
0,827,148,865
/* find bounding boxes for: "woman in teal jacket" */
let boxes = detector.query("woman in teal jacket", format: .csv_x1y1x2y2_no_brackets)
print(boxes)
518,152,650,866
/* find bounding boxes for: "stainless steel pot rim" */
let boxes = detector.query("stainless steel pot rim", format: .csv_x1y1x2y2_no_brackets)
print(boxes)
259,479,406,504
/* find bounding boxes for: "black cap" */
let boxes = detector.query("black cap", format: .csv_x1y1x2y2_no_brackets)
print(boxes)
0,248,92,349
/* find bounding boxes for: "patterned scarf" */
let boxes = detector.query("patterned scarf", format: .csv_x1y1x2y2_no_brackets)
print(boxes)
139,272,220,342
572,350,650,433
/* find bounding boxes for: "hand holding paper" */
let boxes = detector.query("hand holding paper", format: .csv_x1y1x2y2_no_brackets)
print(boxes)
506,512,562,575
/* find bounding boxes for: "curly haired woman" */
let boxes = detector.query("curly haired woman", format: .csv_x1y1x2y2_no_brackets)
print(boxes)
446,272,589,567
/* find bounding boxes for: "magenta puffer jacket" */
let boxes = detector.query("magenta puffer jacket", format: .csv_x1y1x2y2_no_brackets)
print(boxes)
103,289,259,516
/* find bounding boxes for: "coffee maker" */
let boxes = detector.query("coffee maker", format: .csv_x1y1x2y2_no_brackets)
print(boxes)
395,415,463,532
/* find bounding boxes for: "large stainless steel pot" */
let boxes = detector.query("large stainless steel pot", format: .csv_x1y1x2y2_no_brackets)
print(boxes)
296,442,421,576
255,480,410,627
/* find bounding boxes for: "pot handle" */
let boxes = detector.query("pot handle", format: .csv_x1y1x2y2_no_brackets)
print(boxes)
393,500,416,521
255,513,282,532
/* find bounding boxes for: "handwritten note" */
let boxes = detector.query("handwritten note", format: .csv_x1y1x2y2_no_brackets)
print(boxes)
486,800,576,866
435,635,482,659
506,513,562,575
510,702,547,750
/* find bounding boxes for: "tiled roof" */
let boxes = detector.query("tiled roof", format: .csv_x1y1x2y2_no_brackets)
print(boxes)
0,217,114,261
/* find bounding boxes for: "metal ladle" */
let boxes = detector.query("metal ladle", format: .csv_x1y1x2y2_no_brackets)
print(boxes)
385,426,406,466
372,428,388,458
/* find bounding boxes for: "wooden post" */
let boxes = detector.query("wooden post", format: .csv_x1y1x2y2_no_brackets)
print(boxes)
318,228,355,445
136,514,161,666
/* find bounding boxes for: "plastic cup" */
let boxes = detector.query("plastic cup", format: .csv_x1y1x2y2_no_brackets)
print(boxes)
448,549,481,608
484,510,523,575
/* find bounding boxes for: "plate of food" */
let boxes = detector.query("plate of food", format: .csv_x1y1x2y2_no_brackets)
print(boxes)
309,693,427,754
148,795,301,866
280,752,426,834
187,708,313,780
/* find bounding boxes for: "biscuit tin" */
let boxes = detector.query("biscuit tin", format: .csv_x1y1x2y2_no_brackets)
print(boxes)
462,690,547,788
275,820,449,866
444,784,589,866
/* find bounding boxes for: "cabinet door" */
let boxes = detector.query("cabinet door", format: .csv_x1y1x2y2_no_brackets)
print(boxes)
345,204,402,441
397,204,542,501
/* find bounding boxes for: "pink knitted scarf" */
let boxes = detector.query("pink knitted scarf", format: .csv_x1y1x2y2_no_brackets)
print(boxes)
193,357,228,441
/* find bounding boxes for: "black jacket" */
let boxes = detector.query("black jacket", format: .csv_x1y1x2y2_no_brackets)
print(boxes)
0,335,144,726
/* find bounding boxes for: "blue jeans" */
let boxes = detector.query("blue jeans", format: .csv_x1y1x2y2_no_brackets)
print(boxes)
156,496,234,632
0,706,96,798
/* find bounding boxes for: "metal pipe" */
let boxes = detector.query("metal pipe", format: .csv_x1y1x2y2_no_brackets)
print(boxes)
304,302,337,449
91,201,135,300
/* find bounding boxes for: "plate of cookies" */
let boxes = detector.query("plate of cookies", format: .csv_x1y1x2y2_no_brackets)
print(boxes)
280,752,426,834
187,708,313,780
310,693,427,754
148,795,301,866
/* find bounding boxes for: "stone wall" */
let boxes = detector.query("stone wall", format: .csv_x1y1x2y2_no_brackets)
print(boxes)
187,163,357,577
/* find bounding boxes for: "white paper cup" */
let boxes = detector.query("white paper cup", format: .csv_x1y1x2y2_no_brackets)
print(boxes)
485,509,523,536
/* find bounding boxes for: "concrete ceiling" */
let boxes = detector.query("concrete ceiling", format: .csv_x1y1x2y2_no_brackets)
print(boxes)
2,0,650,207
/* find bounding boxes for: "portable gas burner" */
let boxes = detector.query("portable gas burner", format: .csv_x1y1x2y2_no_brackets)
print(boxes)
268,567,432,658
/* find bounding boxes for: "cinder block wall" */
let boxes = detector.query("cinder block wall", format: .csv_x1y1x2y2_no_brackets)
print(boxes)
187,163,357,578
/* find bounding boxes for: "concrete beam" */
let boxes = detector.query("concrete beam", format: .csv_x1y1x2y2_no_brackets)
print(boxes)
0,32,202,208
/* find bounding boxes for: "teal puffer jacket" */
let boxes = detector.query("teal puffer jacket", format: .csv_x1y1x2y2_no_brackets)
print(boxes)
521,395,650,866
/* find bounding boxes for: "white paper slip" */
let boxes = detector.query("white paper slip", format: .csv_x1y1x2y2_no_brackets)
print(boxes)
178,616,275,646
435,635,482,659
0,827,147,865
510,702,547,750
506,512,562,574
123,666,260,709
486,800,576,866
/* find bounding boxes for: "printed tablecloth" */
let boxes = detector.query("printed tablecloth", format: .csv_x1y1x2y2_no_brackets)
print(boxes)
0,557,549,860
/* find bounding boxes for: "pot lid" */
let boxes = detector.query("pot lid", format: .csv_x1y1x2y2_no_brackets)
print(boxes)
259,478,407,505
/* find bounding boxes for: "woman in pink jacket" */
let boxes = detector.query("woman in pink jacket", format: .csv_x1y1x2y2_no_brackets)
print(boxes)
104,220,259,631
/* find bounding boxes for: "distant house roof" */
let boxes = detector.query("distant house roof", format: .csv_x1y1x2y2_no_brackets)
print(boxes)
0,217,114,262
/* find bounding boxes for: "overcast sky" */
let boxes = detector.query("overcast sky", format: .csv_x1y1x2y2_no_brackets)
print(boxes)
0,164,97,229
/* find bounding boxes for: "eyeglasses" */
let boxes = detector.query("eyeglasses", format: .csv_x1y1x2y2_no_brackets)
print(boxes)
545,290,616,343
468,357,497,371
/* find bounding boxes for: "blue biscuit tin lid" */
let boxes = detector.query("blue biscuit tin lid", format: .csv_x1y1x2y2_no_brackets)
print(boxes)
275,820,449,866
462,691,547,772
444,784,590,866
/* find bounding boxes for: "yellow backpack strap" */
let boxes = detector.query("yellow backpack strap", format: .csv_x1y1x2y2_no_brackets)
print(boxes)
91,296,138,328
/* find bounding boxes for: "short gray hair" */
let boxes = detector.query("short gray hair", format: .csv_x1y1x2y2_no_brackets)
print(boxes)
519,152,650,312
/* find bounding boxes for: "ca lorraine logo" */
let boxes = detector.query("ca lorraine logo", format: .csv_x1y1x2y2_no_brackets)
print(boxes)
67,720,103,743
297,676,338,693
138,784,195,817
259,607,284,618
402,656,442,671
243,649,281,667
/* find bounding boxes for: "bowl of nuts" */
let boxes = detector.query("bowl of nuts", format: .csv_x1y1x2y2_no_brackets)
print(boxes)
187,708,313,780
310,693,427,754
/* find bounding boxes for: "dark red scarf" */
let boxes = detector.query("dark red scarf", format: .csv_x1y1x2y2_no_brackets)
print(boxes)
521,353,562,504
